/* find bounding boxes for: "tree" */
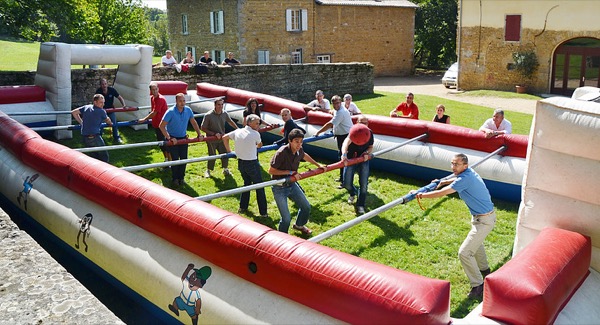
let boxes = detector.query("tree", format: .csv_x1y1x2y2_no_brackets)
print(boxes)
413,0,458,69
145,8,169,56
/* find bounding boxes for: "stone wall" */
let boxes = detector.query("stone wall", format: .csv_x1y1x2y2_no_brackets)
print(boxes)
0,63,374,108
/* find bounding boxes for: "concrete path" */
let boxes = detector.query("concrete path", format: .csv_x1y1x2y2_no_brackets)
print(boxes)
374,75,538,115
0,208,124,324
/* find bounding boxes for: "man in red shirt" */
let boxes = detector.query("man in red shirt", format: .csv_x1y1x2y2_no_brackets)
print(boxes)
389,92,419,119
138,82,171,163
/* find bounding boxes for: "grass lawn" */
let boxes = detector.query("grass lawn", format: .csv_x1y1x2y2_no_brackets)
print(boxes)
56,92,530,318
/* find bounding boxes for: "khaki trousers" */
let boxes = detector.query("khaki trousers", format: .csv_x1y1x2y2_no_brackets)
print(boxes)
459,211,496,287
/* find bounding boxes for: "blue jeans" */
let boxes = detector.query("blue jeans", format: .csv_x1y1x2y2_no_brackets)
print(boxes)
237,159,267,215
108,112,120,139
272,183,310,233
343,160,369,207
168,137,188,181
82,134,109,162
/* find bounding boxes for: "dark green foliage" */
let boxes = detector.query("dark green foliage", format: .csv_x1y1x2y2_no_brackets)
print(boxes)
413,0,458,69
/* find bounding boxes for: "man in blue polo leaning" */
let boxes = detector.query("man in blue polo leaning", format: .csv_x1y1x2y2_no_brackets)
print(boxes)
413,153,495,300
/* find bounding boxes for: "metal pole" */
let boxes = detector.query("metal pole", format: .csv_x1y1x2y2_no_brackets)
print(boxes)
197,179,287,202
76,140,165,153
309,145,507,243
372,133,429,158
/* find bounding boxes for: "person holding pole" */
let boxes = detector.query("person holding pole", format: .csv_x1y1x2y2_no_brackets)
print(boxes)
96,78,126,144
159,93,204,188
316,95,353,189
71,94,113,163
222,114,269,218
201,98,239,178
273,108,305,146
341,116,374,215
413,153,495,299
138,82,171,165
269,129,327,235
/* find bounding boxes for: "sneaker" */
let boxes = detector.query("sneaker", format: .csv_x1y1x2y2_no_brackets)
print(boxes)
357,206,366,214
237,208,248,214
481,268,491,278
336,183,344,189
467,284,484,299
204,170,212,178
223,168,232,176
259,214,269,218
347,195,356,204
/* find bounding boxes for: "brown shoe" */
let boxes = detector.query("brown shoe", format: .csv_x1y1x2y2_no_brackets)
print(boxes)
292,224,312,235
467,284,484,299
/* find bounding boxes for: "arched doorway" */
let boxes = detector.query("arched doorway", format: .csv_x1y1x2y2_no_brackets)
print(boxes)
551,37,600,96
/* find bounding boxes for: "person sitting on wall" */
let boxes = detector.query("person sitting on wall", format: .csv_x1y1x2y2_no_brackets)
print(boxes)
199,51,217,67
479,109,512,138
432,104,451,124
162,50,178,67
222,52,241,66
390,92,419,119
181,51,194,65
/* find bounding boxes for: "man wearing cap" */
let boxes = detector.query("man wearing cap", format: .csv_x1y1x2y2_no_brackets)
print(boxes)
168,263,212,325
341,115,374,215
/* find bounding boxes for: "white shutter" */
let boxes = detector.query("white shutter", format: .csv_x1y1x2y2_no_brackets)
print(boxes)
258,50,269,64
301,9,308,31
210,12,215,34
218,11,224,34
286,9,292,31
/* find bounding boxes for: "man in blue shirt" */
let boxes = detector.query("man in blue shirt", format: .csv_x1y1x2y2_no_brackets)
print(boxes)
159,93,204,187
71,94,113,162
415,153,495,300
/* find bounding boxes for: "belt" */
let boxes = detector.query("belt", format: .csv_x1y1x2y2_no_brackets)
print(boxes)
473,210,495,217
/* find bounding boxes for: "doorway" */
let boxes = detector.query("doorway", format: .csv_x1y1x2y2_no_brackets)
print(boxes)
551,37,600,96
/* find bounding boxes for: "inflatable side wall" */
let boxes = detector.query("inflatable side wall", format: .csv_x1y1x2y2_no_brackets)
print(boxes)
0,111,452,324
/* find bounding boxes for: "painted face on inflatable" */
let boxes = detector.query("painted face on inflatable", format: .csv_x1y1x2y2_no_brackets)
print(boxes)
188,271,203,290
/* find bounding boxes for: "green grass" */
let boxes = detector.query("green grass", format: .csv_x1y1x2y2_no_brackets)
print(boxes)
56,90,527,318
354,91,533,135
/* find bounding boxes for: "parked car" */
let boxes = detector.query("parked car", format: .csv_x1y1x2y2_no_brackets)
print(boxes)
441,62,458,88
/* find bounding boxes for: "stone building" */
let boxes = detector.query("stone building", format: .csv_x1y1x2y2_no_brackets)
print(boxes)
166,0,418,77
458,0,600,95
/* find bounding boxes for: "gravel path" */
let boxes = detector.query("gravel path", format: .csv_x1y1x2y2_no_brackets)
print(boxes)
374,75,537,115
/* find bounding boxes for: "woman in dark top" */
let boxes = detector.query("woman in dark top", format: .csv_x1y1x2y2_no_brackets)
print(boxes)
243,98,270,127
433,104,451,124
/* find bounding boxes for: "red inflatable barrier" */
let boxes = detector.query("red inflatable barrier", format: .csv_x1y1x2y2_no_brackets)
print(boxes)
0,85,46,104
482,227,591,325
194,83,528,158
154,81,188,95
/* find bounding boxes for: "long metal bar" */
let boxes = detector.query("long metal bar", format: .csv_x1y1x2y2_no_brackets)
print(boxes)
309,145,507,243
197,179,287,202
120,132,333,172
372,133,429,157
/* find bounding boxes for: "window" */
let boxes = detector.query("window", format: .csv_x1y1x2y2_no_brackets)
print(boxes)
286,9,308,32
316,55,330,63
182,14,188,35
210,11,224,34
291,48,303,64
258,50,270,64
505,15,521,42
212,50,225,64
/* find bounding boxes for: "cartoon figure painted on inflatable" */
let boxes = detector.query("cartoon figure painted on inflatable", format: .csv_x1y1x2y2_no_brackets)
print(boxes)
16,173,39,210
168,264,212,325
75,213,93,252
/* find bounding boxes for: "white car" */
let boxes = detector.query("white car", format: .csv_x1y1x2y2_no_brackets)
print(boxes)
441,62,458,88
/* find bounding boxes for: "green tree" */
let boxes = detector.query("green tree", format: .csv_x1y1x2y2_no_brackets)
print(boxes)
413,0,458,69
145,8,169,56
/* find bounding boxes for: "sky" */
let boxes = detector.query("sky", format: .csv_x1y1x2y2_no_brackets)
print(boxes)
141,0,166,10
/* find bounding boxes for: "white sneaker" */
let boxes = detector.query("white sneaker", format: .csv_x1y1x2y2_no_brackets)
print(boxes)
357,206,366,214
223,168,232,176
347,195,356,204
204,170,211,178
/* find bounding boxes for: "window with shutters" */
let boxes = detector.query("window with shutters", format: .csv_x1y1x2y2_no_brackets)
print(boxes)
210,11,224,34
212,50,225,64
258,50,270,64
286,9,308,32
505,15,521,42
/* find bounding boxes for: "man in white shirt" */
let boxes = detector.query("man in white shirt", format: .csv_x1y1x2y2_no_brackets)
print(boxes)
303,90,331,113
479,109,512,138
161,50,178,67
223,114,268,217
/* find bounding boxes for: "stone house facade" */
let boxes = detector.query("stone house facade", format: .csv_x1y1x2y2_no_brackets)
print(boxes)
458,0,600,95
166,0,418,77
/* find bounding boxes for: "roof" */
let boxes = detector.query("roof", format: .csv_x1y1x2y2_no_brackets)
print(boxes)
315,0,418,8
